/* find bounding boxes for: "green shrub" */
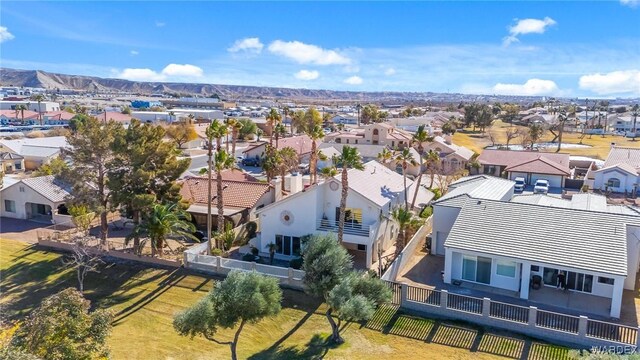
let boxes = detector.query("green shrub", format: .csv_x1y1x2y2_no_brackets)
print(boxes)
289,257,303,269
420,206,433,218
211,248,223,256
246,221,258,239
251,246,259,255
242,253,257,262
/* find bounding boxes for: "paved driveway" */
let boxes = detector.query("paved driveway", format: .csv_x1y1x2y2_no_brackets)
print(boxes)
0,217,53,243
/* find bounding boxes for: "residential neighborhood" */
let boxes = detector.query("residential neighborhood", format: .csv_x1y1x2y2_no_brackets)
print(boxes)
1,1,639,359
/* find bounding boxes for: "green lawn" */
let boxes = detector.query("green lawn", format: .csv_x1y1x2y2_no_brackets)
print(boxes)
0,238,570,359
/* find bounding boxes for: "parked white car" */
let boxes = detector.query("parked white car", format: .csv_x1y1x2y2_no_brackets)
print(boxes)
534,179,550,194
514,177,526,192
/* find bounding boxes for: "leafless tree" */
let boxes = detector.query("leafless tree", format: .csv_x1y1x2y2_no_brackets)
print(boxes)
504,127,518,150
63,237,104,293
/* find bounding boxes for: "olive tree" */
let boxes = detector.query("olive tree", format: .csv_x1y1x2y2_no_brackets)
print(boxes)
173,271,282,360
302,234,391,344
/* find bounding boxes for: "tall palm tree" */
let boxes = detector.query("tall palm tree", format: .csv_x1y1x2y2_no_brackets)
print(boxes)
262,149,280,183
306,124,325,184
32,94,45,125
274,123,286,148
335,146,364,243
410,125,433,209
391,207,422,258
131,203,196,257
394,148,417,210
556,106,575,153
266,108,281,146
278,147,299,192
631,104,639,141
212,149,236,250
16,104,27,125
231,119,243,156
424,150,440,190
290,110,305,134
377,148,393,165
282,105,290,134
355,103,362,127
204,120,229,254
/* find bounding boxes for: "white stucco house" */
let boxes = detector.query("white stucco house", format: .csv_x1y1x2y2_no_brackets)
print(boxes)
442,197,640,319
430,175,515,256
0,175,72,224
0,136,67,171
254,160,434,268
475,150,571,188
592,146,640,194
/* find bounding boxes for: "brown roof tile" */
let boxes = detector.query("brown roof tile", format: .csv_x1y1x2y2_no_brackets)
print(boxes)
180,177,271,210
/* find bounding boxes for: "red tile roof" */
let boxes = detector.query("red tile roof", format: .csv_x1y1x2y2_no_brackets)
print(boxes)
97,111,133,123
478,150,570,174
180,177,271,210
44,111,75,121
504,156,570,176
0,110,39,120
194,169,258,182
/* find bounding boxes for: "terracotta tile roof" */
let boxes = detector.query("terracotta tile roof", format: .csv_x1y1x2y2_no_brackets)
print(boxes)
97,111,133,123
504,156,570,176
478,150,570,169
0,110,39,120
44,111,75,121
180,177,271,210
193,169,258,182
243,134,318,156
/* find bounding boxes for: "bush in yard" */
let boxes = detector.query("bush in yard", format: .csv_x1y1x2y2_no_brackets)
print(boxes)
242,253,258,262
246,221,257,239
173,271,282,360
9,288,113,360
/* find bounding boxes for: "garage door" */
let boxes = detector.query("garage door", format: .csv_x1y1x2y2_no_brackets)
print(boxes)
530,174,563,188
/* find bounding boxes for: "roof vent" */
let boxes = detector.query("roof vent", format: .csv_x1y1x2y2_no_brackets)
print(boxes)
477,200,482,205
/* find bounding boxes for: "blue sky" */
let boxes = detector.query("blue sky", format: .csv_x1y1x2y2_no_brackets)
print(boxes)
1,1,639,97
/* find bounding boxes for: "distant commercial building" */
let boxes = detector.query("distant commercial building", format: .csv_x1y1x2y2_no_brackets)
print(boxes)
162,97,235,110
131,100,163,109
0,101,61,112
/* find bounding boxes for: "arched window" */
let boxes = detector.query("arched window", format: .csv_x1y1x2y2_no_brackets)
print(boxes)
607,178,621,188
373,129,379,135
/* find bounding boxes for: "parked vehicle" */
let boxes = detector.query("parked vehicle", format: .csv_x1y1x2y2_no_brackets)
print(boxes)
241,157,260,167
514,177,526,192
533,179,550,194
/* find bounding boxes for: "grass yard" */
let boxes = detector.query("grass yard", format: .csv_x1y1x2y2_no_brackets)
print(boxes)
0,238,571,359
453,120,638,160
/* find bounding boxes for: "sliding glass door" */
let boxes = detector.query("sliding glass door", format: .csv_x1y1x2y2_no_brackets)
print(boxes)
462,255,492,284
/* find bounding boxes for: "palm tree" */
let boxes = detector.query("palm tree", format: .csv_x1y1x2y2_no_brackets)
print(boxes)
282,105,290,133
32,94,45,125
212,149,236,250
377,148,393,165
267,242,277,265
274,123,286,148
231,119,243,156
208,119,228,151
556,106,575,153
204,120,229,254
262,150,280,183
291,110,305,134
266,108,281,146
278,147,299,193
16,104,27,125
335,146,364,243
410,125,433,209
391,207,422,258
131,203,196,257
355,103,362,127
394,148,417,210
631,104,639,141
424,150,440,189
306,124,325,184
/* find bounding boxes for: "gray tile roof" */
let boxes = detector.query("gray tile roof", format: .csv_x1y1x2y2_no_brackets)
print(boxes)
338,160,410,207
512,193,640,215
20,175,71,203
445,199,640,276
434,175,514,205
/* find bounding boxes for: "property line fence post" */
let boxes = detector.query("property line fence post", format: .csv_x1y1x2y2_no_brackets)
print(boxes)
578,316,588,338
251,261,257,271
400,283,408,306
636,327,640,349
183,252,188,266
216,256,221,272
288,268,294,285
482,298,491,317
528,306,537,327
440,289,448,309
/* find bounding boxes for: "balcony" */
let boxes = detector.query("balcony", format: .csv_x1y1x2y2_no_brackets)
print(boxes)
316,219,375,238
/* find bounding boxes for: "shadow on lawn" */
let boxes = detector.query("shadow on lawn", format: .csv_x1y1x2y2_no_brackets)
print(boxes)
363,305,570,360
248,334,337,360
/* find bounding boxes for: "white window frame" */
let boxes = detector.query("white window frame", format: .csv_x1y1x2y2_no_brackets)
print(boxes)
496,260,517,278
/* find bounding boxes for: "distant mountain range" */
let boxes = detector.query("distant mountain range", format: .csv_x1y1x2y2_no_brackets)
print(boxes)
0,68,439,102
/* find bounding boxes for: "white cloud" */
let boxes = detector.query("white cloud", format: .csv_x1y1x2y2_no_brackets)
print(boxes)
116,63,203,81
503,17,556,46
161,63,203,77
620,0,639,7
294,70,319,80
493,78,560,96
384,67,396,76
0,26,15,43
268,40,351,65
117,68,166,81
228,37,264,54
579,70,640,95
344,76,363,85
130,50,139,56
155,21,166,27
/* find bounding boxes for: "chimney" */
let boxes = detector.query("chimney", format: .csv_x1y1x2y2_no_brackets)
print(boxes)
288,172,303,194
272,177,283,202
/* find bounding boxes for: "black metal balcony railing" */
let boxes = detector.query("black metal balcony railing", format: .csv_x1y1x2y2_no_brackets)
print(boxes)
316,219,372,237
